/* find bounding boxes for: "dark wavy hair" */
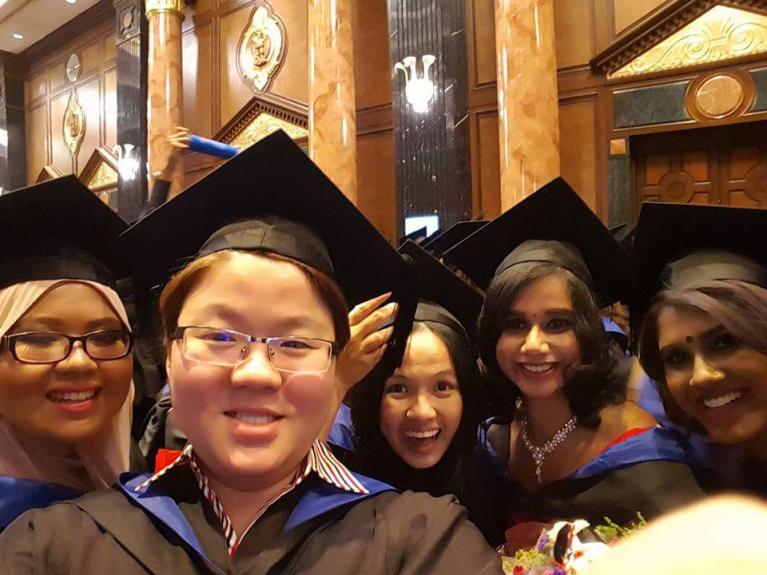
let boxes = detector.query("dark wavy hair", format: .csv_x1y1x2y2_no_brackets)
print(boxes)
348,321,486,497
638,280,767,431
477,263,625,428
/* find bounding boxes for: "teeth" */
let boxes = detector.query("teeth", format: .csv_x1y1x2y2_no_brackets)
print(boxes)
49,390,97,403
229,413,278,425
703,391,743,409
404,429,440,439
521,363,555,373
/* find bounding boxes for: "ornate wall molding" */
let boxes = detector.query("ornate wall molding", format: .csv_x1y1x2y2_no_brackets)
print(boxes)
34,165,62,183
79,147,118,191
145,0,183,19
63,90,86,157
611,5,767,78
216,92,308,146
592,1,767,79
237,1,287,94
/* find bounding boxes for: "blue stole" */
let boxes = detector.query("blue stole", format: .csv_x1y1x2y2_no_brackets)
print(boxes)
0,475,80,530
117,469,395,563
188,135,239,159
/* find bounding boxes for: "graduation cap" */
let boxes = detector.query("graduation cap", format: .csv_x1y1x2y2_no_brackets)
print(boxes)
121,130,417,371
443,178,630,307
609,223,637,254
422,220,488,257
399,239,484,345
398,226,428,247
0,175,127,290
630,201,767,316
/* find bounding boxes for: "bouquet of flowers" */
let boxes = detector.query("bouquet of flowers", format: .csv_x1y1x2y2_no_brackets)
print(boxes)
501,515,646,575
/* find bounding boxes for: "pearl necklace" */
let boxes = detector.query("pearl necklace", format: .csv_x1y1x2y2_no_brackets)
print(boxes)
520,413,578,484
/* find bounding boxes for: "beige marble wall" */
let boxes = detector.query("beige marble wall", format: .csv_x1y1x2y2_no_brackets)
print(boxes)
147,5,184,198
308,0,358,204
495,0,560,209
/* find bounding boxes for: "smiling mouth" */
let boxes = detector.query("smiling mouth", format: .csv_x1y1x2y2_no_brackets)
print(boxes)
47,389,99,403
404,429,441,440
702,391,744,409
224,412,281,425
519,363,556,374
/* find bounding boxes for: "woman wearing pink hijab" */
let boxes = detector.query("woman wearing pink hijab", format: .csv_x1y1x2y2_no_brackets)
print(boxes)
0,177,134,529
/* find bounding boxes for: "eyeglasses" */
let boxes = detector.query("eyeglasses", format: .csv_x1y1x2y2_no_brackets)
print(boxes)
170,326,339,374
1,330,133,364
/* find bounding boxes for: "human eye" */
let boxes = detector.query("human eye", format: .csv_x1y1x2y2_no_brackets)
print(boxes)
435,381,457,394
708,332,740,355
505,317,527,332
384,382,408,394
88,330,125,346
197,328,240,344
661,348,691,369
16,333,61,347
546,317,573,333
277,338,317,350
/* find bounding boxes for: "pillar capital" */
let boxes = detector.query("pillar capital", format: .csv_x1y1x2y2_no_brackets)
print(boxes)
145,0,183,19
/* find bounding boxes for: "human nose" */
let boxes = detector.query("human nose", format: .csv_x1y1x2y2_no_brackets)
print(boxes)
57,340,97,371
521,325,549,354
689,354,725,387
230,342,282,388
406,393,437,421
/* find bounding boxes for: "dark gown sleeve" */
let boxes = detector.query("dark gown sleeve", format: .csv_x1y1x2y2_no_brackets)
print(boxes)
378,491,504,574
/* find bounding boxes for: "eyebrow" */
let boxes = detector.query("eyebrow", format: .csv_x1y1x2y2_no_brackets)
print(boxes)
508,308,574,317
658,325,727,354
193,304,329,333
14,316,122,331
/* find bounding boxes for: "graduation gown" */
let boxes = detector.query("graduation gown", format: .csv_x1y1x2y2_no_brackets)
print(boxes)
488,426,705,526
0,476,80,531
0,464,503,574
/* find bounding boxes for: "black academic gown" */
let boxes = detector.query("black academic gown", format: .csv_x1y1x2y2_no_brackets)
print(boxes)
488,426,705,526
0,465,504,574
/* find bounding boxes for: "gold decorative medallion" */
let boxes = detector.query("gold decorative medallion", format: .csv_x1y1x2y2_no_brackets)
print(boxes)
63,90,86,157
611,5,767,79
237,2,286,93
145,0,183,18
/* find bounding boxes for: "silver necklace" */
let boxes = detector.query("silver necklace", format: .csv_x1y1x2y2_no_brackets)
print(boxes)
520,412,578,484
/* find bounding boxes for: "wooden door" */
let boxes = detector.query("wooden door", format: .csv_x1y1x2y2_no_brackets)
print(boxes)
632,121,767,215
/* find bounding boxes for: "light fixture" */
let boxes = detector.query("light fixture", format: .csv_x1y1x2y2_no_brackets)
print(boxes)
394,55,436,114
113,144,140,182
66,0,77,4
12,33,23,40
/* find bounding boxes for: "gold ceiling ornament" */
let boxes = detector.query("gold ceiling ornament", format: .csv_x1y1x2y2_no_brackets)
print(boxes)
145,0,183,18
237,1,286,93
230,112,308,150
63,90,86,157
610,5,767,79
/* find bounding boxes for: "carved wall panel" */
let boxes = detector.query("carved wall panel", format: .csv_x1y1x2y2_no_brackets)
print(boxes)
23,19,116,184
237,1,286,94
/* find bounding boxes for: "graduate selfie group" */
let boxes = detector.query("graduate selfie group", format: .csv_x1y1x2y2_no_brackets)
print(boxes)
1,130,767,574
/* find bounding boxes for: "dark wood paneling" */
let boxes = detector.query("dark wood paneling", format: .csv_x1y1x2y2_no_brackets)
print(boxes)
612,0,668,35
560,96,599,211
354,0,392,109
555,0,597,69
357,131,396,241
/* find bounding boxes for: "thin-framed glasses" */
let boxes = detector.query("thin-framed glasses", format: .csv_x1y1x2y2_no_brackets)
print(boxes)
1,330,133,364
170,326,339,374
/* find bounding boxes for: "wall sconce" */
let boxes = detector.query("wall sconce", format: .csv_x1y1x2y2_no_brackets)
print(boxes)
113,144,140,182
394,55,436,114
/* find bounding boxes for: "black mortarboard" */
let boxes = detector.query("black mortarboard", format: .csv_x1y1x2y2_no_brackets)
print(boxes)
0,175,127,290
121,130,417,371
399,240,484,345
631,201,767,316
443,178,630,307
422,220,488,257
398,226,428,247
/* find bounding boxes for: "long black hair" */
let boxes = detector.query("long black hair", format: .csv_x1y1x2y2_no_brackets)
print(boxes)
477,263,625,428
348,320,486,498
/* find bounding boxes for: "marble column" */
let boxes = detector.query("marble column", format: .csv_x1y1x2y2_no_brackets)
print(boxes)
308,0,357,204
495,0,560,209
146,0,184,198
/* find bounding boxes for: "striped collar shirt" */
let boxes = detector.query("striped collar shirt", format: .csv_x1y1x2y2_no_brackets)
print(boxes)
135,440,368,555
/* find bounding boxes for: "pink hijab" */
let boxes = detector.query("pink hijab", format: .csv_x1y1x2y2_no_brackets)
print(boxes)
0,280,133,490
